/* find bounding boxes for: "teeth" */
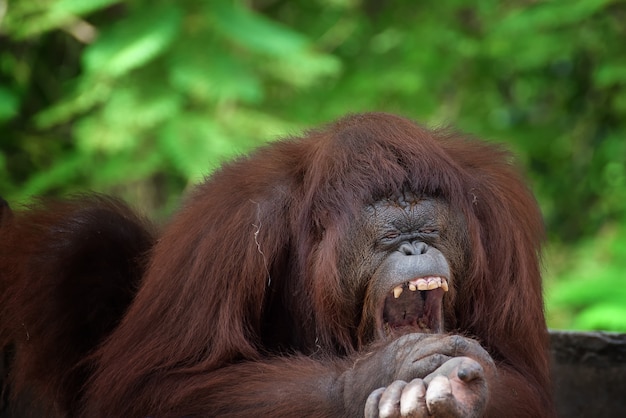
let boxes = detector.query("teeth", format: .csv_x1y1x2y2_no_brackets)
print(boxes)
411,277,449,292
390,277,449,298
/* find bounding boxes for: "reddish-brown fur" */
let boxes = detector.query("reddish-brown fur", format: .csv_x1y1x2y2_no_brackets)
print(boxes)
0,113,554,417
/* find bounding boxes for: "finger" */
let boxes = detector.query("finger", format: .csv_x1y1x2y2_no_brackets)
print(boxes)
426,375,462,417
365,387,385,418
423,359,489,418
423,356,481,385
402,334,492,367
426,375,452,403
379,380,407,418
398,353,452,381
397,335,457,360
400,378,428,417
447,335,494,370
456,357,484,383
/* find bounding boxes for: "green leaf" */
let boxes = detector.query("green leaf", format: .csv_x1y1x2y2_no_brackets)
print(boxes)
35,80,112,128
211,1,308,56
54,0,121,16
82,4,182,77
93,150,163,188
494,0,613,33
74,82,181,153
3,0,122,39
261,50,341,88
21,152,85,196
159,116,241,181
549,276,626,307
169,43,263,103
208,1,341,87
0,86,19,121
574,305,626,332
594,63,626,87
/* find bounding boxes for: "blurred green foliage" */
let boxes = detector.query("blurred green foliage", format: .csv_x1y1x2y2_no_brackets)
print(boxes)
1,0,625,331
547,222,626,331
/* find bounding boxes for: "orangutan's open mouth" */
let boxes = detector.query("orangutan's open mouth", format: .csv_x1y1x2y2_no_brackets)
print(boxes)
382,277,448,335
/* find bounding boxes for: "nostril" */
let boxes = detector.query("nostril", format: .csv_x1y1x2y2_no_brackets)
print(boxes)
399,243,414,255
414,242,428,254
398,242,428,255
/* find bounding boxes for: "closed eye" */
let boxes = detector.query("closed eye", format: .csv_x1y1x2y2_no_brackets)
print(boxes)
382,231,400,240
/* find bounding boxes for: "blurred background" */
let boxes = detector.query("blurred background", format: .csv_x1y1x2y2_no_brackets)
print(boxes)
0,0,625,331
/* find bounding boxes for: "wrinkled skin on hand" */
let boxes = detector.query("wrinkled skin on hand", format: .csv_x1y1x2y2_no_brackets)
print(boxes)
365,356,489,418
342,333,496,418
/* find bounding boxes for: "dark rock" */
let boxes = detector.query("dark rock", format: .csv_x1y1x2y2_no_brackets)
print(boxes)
550,330,626,418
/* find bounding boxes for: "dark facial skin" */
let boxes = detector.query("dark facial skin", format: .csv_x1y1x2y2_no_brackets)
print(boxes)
338,193,495,417
339,192,466,345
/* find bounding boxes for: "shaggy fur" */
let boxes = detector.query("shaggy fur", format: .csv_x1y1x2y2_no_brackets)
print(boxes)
0,113,554,417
